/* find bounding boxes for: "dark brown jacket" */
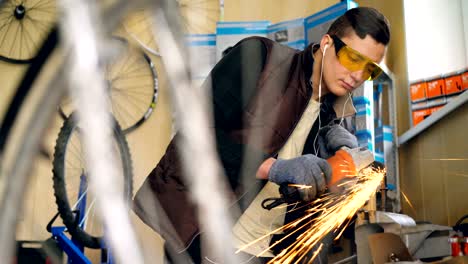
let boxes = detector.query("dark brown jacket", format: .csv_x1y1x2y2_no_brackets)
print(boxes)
133,36,354,253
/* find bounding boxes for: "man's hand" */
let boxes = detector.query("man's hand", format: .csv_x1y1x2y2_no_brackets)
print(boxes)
326,149,357,186
268,155,332,201
319,124,358,159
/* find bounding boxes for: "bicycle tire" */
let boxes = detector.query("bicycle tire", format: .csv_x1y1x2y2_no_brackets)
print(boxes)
0,26,58,153
58,37,159,134
52,112,133,249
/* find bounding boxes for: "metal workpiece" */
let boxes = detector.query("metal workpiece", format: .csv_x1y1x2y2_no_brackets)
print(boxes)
355,211,454,263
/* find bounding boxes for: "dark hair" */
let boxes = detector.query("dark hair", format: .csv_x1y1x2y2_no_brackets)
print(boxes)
327,7,390,45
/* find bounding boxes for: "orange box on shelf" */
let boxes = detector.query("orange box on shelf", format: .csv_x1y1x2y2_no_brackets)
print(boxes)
444,73,463,95
462,70,468,91
426,76,446,98
409,81,427,102
412,108,431,126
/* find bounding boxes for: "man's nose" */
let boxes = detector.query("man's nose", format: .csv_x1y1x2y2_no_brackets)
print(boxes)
350,69,365,82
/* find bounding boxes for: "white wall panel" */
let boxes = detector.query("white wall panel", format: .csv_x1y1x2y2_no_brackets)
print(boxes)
404,0,467,81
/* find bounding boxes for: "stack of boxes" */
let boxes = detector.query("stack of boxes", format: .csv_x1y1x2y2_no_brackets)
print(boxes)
410,69,468,126
375,125,395,188
214,0,358,60
186,34,217,82
410,80,431,126
353,81,375,152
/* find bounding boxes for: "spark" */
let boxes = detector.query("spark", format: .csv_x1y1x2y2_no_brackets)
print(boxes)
401,191,416,215
288,184,312,189
236,167,385,263
423,158,468,161
450,173,468,178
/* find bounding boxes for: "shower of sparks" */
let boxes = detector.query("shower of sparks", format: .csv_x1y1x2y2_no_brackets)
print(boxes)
236,166,385,264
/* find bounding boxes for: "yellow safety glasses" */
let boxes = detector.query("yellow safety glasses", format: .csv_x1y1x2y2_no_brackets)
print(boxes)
331,35,383,81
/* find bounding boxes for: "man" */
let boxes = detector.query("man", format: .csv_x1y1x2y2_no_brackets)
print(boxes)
133,6,390,263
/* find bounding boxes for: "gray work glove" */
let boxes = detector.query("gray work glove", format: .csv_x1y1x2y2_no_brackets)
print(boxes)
268,155,332,201
318,124,358,159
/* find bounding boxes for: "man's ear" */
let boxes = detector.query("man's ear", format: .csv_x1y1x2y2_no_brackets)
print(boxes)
320,34,332,53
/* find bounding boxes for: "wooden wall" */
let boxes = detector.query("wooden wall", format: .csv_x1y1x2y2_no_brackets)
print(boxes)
399,104,468,226
224,0,338,23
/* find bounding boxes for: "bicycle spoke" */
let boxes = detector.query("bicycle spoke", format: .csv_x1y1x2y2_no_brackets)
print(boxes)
24,16,52,32
112,73,153,83
84,201,99,235
71,187,89,211
79,198,95,228
8,22,20,55
18,20,23,58
0,16,13,49
28,0,52,11
112,92,148,115
112,83,154,93
20,20,35,60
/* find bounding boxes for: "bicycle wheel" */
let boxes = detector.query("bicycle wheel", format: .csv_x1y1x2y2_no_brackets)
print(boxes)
178,0,220,34
52,112,133,249
122,10,161,57
122,0,220,55
0,0,56,64
58,37,159,134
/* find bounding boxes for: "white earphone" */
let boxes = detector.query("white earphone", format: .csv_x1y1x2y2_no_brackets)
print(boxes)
313,42,329,155
322,43,329,54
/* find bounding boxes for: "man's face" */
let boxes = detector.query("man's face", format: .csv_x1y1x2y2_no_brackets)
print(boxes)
322,31,386,97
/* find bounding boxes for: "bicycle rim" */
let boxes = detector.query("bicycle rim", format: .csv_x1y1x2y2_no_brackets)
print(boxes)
52,112,133,249
58,37,159,134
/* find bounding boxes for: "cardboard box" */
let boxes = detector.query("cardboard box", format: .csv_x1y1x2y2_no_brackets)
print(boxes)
186,34,216,81
353,81,375,152
267,18,306,50
412,108,431,126
426,77,446,99
462,70,468,90
410,81,427,102
444,73,463,95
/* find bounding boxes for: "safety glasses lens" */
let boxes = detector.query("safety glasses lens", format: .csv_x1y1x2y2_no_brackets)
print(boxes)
337,46,383,80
